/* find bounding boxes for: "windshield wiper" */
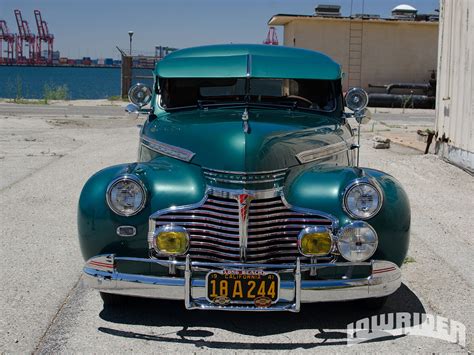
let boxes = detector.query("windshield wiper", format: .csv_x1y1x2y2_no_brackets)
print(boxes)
197,99,219,108
244,101,299,110
196,101,299,111
167,100,329,113
197,100,247,109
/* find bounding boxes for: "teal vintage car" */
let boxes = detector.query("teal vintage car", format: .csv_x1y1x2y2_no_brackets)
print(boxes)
79,44,410,312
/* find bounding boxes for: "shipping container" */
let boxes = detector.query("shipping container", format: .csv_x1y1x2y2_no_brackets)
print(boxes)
82,57,92,66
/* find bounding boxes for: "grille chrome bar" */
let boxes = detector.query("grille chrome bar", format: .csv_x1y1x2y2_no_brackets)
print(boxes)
186,228,239,239
151,191,336,265
247,218,332,226
189,235,240,245
157,215,239,224
156,221,240,232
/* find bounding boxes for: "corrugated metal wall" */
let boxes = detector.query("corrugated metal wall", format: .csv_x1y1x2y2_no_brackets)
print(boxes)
435,0,474,173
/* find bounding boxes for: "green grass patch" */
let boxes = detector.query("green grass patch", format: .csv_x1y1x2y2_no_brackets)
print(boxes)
403,256,416,264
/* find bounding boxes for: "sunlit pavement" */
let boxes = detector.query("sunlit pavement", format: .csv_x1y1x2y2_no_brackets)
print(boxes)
0,103,471,353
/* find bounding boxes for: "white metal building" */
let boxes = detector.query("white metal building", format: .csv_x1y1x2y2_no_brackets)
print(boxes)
435,0,474,173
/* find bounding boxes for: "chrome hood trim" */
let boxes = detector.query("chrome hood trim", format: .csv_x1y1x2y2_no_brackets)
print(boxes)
141,135,195,162
202,167,287,185
296,141,350,164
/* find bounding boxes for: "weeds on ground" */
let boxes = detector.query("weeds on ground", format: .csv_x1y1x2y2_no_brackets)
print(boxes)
43,83,69,103
3,77,69,104
107,95,126,101
6,76,42,104
7,98,46,105
403,256,416,264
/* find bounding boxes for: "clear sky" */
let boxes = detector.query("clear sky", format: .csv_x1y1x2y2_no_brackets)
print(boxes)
1,0,439,59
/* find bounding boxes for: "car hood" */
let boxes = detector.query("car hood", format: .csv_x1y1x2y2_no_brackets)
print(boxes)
142,107,350,172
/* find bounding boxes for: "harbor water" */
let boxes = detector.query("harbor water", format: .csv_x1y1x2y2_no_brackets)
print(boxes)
0,66,154,100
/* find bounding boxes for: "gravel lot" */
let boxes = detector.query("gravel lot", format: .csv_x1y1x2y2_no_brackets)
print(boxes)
0,102,472,353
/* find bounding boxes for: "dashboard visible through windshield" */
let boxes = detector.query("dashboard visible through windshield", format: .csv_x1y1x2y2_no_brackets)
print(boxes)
159,77,341,112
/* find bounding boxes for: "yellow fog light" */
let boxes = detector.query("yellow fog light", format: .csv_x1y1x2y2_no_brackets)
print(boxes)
298,226,333,257
154,225,189,256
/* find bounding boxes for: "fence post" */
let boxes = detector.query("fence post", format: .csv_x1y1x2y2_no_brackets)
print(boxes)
121,55,132,99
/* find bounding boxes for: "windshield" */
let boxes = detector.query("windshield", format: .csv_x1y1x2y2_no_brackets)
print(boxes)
159,77,341,112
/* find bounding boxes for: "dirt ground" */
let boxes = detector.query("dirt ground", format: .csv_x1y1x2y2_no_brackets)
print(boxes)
0,101,472,353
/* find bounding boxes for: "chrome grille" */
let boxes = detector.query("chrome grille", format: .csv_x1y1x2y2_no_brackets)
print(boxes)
153,194,334,264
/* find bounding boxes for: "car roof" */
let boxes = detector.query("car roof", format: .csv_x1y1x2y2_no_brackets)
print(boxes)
155,44,341,80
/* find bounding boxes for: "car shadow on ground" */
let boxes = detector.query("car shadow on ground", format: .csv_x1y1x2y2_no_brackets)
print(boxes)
97,283,425,350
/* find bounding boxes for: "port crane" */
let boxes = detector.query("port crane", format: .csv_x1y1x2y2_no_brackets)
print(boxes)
0,20,15,64
263,27,279,45
34,10,54,64
14,9,36,64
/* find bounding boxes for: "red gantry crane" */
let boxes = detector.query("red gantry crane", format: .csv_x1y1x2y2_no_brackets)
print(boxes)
0,20,15,64
34,10,54,64
263,27,279,45
14,9,36,64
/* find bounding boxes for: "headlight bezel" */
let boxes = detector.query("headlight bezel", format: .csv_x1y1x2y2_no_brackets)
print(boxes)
106,175,147,217
337,220,379,262
343,178,383,220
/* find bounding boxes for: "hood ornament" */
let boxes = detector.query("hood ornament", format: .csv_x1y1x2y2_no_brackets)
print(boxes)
237,193,254,261
242,108,250,134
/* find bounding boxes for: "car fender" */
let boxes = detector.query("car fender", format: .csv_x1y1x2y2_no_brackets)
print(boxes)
78,156,206,260
284,166,410,266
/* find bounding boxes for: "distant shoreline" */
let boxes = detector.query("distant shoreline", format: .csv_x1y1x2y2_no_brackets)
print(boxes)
0,64,122,69
0,98,125,106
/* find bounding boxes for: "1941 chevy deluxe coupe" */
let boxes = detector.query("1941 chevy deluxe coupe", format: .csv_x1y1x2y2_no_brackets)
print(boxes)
79,44,410,311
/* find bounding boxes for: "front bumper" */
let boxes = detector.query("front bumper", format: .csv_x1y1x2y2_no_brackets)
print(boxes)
83,254,401,312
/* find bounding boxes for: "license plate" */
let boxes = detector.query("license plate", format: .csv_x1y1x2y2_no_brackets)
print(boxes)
206,270,279,306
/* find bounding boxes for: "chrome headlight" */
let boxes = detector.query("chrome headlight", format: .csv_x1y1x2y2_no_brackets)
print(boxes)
106,175,146,216
345,87,368,112
343,180,382,219
128,83,152,107
337,221,378,262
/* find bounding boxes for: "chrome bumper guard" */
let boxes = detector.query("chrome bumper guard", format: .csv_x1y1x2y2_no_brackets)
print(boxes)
83,254,401,312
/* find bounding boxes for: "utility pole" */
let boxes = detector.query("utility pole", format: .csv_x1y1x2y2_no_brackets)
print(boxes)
128,31,133,56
